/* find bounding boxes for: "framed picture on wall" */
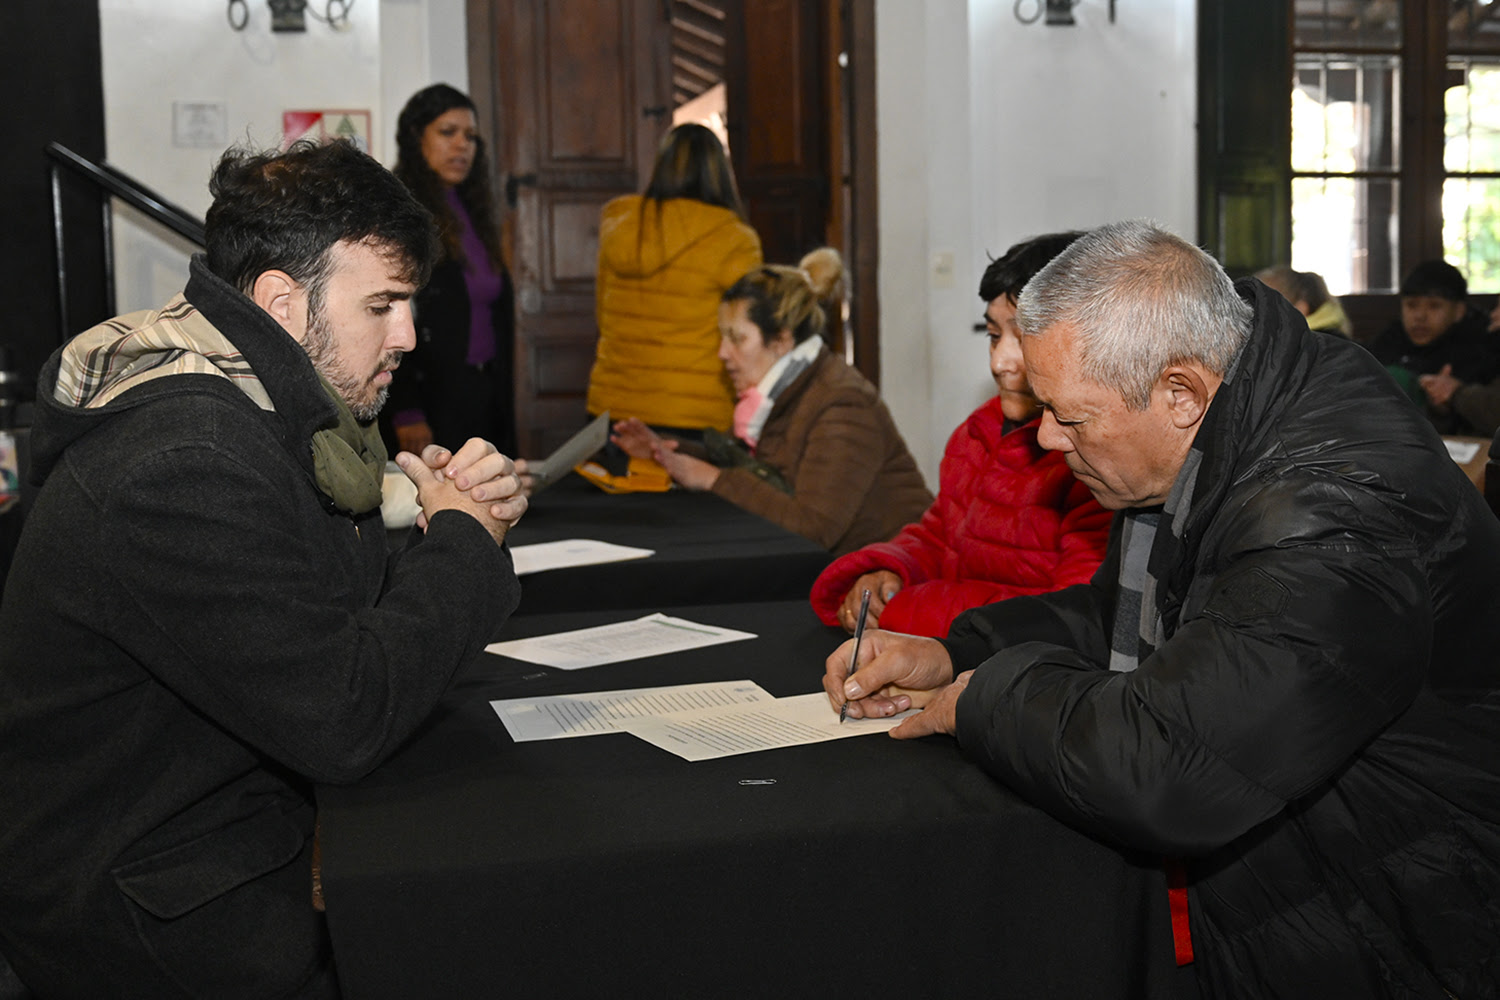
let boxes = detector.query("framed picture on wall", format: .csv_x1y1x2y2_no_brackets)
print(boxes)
281,109,371,154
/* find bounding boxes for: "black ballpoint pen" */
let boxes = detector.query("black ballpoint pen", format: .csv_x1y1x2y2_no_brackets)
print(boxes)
839,588,872,724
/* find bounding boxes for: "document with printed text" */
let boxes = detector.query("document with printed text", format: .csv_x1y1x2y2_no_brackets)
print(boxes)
622,692,917,762
509,538,654,576
483,613,757,670
490,680,773,741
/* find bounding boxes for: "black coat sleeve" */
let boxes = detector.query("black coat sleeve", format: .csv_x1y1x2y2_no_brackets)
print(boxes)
953,475,1431,857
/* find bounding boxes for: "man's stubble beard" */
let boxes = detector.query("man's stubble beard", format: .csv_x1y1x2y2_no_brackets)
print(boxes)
303,303,402,423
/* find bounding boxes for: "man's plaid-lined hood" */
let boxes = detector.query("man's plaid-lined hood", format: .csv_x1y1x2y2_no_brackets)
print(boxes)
27,255,340,491
52,294,274,413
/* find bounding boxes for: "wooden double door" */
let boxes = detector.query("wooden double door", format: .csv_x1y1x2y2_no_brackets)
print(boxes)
468,0,869,457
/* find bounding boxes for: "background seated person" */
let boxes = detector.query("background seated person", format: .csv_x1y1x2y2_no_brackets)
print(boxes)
612,247,932,556
1418,295,1500,438
1364,259,1500,435
810,233,1110,637
1252,265,1351,336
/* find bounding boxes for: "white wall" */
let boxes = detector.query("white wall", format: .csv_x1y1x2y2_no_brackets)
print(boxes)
100,0,468,314
878,0,1198,485
380,0,469,168
97,1,1196,484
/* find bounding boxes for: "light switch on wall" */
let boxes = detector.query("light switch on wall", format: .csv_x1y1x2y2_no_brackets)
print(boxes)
931,250,955,289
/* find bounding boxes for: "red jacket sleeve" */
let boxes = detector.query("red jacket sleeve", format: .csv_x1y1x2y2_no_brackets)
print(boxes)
808,412,976,624
809,402,1113,636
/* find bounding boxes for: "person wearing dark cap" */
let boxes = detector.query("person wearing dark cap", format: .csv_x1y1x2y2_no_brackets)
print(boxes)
1363,259,1500,434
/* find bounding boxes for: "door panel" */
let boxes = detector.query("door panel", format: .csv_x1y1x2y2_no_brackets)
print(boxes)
725,0,829,267
488,0,669,456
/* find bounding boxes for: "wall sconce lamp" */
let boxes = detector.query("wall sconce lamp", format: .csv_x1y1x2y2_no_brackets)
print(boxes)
268,0,308,32
227,0,354,33
1014,0,1117,26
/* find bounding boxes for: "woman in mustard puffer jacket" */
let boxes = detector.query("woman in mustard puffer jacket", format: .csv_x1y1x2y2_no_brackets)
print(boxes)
588,124,762,433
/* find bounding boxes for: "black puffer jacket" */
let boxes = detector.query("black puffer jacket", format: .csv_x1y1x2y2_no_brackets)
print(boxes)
944,281,1500,998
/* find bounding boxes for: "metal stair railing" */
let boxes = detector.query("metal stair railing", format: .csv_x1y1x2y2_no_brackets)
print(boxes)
45,141,206,344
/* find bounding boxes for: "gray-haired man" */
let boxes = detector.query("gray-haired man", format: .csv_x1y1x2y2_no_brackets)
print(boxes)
826,221,1500,997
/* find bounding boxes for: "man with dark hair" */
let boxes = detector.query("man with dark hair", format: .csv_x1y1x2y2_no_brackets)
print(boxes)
827,221,1500,997
1365,258,1500,434
0,141,526,997
810,232,1110,637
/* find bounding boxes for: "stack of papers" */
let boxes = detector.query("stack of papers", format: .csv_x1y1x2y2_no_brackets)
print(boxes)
620,692,913,761
491,684,914,761
490,680,773,740
486,614,917,760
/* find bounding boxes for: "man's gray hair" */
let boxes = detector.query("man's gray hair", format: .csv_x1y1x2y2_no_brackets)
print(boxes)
1015,220,1253,409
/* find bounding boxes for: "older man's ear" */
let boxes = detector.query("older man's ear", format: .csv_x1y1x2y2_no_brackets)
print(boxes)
1160,363,1221,430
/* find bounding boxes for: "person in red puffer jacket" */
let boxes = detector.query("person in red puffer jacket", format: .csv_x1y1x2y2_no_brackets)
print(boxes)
811,233,1111,636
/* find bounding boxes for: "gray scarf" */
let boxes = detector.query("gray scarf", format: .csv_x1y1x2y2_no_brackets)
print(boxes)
1107,353,1241,672
1108,450,1202,672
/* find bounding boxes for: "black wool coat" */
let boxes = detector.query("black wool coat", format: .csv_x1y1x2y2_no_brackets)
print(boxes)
0,258,520,998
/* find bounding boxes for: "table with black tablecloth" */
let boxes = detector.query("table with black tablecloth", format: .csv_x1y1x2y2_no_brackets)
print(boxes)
317,600,1180,999
501,473,831,614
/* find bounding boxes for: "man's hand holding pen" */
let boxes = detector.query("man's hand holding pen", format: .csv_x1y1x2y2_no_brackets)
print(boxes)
823,628,959,736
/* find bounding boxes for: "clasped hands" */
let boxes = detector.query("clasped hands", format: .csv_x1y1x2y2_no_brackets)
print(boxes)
610,417,720,491
394,438,527,545
822,628,974,739
1417,363,1461,409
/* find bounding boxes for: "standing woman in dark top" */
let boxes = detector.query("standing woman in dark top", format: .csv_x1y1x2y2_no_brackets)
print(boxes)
385,83,517,456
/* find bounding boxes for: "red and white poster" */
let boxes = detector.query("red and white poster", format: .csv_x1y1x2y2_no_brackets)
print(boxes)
281,109,372,153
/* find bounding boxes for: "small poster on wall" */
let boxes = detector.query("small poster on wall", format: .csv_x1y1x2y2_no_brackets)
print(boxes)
282,109,372,154
173,102,229,149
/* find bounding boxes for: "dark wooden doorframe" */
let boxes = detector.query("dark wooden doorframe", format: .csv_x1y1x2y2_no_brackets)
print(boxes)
843,0,879,387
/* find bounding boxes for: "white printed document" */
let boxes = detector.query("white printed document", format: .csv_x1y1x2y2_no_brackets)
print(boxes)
622,692,916,762
1445,438,1483,464
509,539,654,576
483,613,757,670
528,411,610,492
490,680,773,741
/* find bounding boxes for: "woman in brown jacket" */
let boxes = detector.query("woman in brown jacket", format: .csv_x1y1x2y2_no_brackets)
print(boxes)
613,248,932,556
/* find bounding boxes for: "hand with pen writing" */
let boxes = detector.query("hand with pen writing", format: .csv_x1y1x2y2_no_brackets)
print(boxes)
823,629,967,737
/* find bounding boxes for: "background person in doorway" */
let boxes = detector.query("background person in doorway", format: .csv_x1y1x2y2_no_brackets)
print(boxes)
588,123,762,436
